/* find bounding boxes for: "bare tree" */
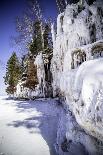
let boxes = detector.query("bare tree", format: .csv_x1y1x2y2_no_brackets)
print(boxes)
11,0,44,54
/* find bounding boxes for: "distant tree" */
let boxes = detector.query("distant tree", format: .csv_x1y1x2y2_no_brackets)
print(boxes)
4,52,22,96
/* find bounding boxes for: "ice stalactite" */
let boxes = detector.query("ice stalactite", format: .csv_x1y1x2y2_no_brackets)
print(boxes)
34,52,46,97
51,23,56,48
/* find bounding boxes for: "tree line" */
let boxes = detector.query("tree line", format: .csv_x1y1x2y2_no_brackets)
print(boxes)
4,0,53,96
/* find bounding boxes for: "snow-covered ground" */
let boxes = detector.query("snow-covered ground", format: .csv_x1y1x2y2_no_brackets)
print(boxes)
0,96,61,155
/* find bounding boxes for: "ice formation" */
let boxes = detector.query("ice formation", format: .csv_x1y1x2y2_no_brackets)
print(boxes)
15,81,30,98
73,58,103,140
34,52,46,97
51,0,103,154
58,58,103,155
51,0,103,96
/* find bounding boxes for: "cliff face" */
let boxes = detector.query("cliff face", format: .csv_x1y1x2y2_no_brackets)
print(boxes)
51,0,103,154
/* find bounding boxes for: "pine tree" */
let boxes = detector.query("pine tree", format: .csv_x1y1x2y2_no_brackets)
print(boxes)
29,20,52,57
4,52,22,96
43,23,52,55
29,20,43,55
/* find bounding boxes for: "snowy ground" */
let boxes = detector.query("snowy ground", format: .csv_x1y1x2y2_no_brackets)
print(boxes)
0,96,61,155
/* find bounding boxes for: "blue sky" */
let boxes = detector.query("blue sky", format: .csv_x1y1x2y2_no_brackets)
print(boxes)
0,0,57,95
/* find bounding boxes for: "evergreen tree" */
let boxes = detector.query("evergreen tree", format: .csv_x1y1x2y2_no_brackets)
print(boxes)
43,23,52,54
29,20,52,57
4,52,22,95
29,20,43,55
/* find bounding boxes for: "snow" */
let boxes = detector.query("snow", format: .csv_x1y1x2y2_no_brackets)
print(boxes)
0,96,61,155
0,96,98,155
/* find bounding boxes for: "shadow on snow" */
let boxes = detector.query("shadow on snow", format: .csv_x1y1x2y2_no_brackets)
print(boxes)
7,99,61,155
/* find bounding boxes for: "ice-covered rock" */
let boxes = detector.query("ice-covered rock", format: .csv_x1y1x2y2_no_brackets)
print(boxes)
56,101,103,155
51,0,103,154
73,58,103,141
51,0,103,97
56,58,103,154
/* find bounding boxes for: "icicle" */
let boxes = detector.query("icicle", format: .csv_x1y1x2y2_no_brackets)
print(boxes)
35,53,46,97
65,0,68,6
51,23,56,47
